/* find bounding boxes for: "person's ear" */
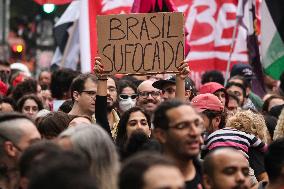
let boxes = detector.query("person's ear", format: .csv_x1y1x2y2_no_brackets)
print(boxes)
153,128,167,144
3,141,17,158
212,116,221,130
73,91,80,101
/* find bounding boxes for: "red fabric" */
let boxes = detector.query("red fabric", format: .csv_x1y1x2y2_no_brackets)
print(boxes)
33,0,71,5
199,82,225,94
12,74,25,87
0,81,8,96
191,93,224,113
131,0,190,56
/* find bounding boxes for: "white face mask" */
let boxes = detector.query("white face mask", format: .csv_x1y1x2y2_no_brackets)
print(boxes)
119,98,136,112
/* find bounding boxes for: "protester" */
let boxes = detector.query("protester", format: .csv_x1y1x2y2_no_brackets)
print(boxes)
27,150,97,189
273,108,284,140
199,82,227,107
226,110,270,181
18,141,63,189
191,93,225,135
153,100,203,189
117,80,137,114
11,78,42,103
226,91,241,114
203,148,251,189
58,124,120,189
17,94,44,120
0,97,17,112
0,113,41,189
262,95,284,114
263,138,284,189
226,81,247,107
38,70,51,88
120,152,184,189
201,70,225,85
116,107,151,159
152,75,195,102
50,68,80,111
68,73,97,121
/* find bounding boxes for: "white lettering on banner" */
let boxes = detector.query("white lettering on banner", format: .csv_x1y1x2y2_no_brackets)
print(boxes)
215,3,236,47
101,0,134,12
187,0,216,46
182,0,248,62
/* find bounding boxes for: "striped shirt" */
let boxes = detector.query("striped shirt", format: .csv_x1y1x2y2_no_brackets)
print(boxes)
203,127,267,158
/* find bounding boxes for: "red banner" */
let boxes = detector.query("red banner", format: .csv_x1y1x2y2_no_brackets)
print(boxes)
33,0,72,5
87,0,260,83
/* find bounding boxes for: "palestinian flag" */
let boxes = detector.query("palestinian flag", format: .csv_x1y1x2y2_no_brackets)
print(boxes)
261,0,284,80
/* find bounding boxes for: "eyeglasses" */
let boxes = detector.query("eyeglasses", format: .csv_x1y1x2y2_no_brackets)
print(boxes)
119,94,137,100
81,90,97,96
138,91,161,98
168,119,204,132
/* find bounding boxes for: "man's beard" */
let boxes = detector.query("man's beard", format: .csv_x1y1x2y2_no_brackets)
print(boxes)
107,100,118,112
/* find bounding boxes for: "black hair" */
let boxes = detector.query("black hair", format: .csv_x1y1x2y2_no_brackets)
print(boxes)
50,68,80,99
117,80,137,96
201,70,225,85
17,94,44,112
19,140,62,177
227,91,241,106
11,78,38,102
58,99,74,113
153,99,183,130
262,95,284,113
0,97,17,111
116,107,151,150
27,151,96,189
225,82,247,97
264,138,284,182
119,152,176,189
70,73,97,101
202,109,227,129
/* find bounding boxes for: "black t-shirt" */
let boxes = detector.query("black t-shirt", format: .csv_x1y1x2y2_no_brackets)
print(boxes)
248,148,265,177
185,158,203,189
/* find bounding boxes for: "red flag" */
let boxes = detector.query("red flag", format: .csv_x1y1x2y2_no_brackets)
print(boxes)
33,0,72,5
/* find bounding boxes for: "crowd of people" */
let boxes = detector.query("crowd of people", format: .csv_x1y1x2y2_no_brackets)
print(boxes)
0,58,284,189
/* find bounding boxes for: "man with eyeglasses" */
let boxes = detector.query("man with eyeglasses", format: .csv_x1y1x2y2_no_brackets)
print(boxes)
69,73,98,121
153,100,204,189
0,113,41,189
136,80,163,115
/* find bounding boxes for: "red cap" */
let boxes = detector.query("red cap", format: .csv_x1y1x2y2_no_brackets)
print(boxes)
199,82,225,94
191,93,224,113
0,80,7,96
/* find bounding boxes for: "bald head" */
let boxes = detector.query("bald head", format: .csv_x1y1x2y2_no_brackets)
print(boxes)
137,80,162,114
203,148,250,189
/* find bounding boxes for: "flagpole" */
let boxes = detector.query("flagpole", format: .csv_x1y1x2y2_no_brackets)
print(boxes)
224,19,239,86
224,0,244,86
60,19,79,68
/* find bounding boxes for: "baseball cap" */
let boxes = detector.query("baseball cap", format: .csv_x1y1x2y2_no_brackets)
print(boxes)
191,93,224,113
199,82,225,94
230,63,255,79
152,75,194,90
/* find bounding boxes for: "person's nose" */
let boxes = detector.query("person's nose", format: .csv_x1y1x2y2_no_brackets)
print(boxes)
235,171,245,183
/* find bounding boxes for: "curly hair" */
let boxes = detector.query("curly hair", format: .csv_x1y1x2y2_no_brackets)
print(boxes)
226,110,270,143
273,108,284,140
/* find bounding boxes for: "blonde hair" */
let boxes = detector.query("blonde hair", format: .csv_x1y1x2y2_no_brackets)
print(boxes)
273,108,284,140
226,110,270,143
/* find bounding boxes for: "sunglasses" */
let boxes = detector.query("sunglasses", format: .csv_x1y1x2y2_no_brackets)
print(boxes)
119,94,138,100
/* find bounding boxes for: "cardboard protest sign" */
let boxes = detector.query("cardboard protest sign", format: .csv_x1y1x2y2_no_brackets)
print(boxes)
97,12,184,74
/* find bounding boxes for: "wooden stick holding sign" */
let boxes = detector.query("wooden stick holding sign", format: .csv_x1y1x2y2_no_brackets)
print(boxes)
97,12,184,75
